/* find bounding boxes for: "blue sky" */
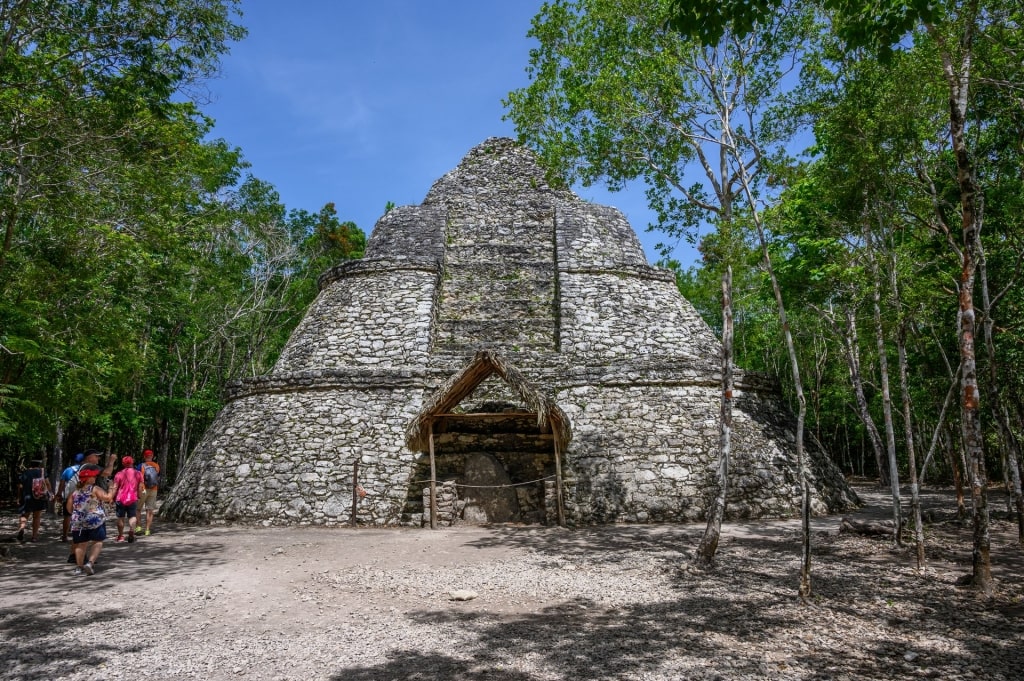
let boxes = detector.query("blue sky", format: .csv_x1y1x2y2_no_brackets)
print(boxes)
202,1,703,267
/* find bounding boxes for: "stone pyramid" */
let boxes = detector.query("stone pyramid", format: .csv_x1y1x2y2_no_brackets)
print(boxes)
162,138,856,526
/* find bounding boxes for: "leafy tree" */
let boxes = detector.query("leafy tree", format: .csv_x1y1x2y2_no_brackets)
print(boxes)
0,1,368,495
506,0,818,587
674,0,1024,594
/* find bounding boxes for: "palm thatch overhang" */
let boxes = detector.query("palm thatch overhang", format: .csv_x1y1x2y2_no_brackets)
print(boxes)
405,349,572,451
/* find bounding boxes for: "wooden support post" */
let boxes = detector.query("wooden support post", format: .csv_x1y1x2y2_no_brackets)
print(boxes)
351,459,359,528
552,421,565,527
429,421,438,530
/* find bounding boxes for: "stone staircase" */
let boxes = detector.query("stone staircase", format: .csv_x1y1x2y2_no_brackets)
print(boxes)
432,197,559,354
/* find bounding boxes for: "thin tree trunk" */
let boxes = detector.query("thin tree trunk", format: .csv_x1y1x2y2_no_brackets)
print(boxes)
928,7,993,596
841,308,888,485
919,367,960,485
177,404,192,473
695,265,733,567
49,419,64,511
897,324,925,568
977,241,1024,543
864,222,902,545
945,424,968,519
752,219,811,601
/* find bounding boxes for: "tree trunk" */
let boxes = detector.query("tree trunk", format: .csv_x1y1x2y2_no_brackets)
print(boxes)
897,324,925,568
695,266,733,567
50,419,64,498
977,241,1024,543
842,309,888,485
753,220,811,602
177,404,192,473
864,222,902,544
919,368,959,485
945,424,967,519
928,7,993,596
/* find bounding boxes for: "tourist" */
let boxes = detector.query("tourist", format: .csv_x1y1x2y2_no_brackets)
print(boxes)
67,464,113,576
95,450,116,491
56,453,85,542
138,449,160,536
16,459,51,542
111,455,144,543
63,449,104,563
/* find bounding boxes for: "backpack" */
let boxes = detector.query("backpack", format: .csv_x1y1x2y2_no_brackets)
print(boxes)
31,471,48,499
143,463,159,488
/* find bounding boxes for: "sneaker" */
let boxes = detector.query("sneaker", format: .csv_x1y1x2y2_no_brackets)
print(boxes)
67,554,76,564
83,562,94,576
127,533,135,544
16,529,24,543
72,567,83,576
116,535,125,543
144,529,151,536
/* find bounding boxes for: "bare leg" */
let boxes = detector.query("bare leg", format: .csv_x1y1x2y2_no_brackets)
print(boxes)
116,516,125,538
87,541,103,566
30,510,42,541
74,543,87,567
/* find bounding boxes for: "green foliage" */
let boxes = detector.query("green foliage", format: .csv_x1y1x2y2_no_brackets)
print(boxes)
514,0,1024,483
0,1,367,492
667,0,937,58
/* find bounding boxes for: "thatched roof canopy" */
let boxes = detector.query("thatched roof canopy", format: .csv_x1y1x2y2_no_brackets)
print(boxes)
405,350,572,451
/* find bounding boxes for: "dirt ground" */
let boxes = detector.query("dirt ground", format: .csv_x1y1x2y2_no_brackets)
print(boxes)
1,483,1022,680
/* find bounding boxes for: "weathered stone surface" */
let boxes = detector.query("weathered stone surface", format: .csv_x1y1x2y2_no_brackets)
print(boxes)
161,138,858,526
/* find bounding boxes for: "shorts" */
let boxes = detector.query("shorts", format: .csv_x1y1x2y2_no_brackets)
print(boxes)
19,497,48,515
115,502,138,519
139,488,158,511
72,525,107,543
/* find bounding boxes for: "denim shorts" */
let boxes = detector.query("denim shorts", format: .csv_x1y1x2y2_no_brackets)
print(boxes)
115,502,138,518
71,525,107,543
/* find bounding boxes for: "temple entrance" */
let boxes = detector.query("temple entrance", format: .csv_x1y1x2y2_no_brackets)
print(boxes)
462,452,519,523
402,407,557,525
403,350,572,527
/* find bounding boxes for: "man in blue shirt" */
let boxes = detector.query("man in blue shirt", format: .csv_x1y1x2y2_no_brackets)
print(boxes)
57,453,85,542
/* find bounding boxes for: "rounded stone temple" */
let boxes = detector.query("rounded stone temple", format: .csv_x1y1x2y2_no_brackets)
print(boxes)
161,137,857,526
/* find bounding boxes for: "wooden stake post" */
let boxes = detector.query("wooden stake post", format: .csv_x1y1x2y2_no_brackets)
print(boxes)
351,459,359,527
552,418,565,527
428,421,438,529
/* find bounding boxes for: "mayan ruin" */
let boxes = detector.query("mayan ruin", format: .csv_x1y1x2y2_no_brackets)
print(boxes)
161,138,856,527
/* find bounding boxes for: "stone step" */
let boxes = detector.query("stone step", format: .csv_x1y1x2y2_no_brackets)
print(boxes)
439,297,555,319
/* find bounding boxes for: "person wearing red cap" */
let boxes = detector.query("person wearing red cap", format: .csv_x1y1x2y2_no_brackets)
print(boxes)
66,464,114,575
138,449,160,536
112,455,145,543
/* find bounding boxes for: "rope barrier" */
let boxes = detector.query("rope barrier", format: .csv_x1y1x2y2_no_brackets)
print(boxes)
404,474,557,489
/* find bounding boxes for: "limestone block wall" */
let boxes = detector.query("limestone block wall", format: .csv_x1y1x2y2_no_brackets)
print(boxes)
554,384,835,523
273,262,438,372
433,195,558,354
554,200,649,269
162,383,425,526
360,204,446,261
557,270,722,360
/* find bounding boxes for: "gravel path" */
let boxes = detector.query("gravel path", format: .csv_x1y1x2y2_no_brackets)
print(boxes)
2,484,1022,680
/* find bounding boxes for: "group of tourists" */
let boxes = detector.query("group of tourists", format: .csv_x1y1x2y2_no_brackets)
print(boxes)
15,448,161,576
